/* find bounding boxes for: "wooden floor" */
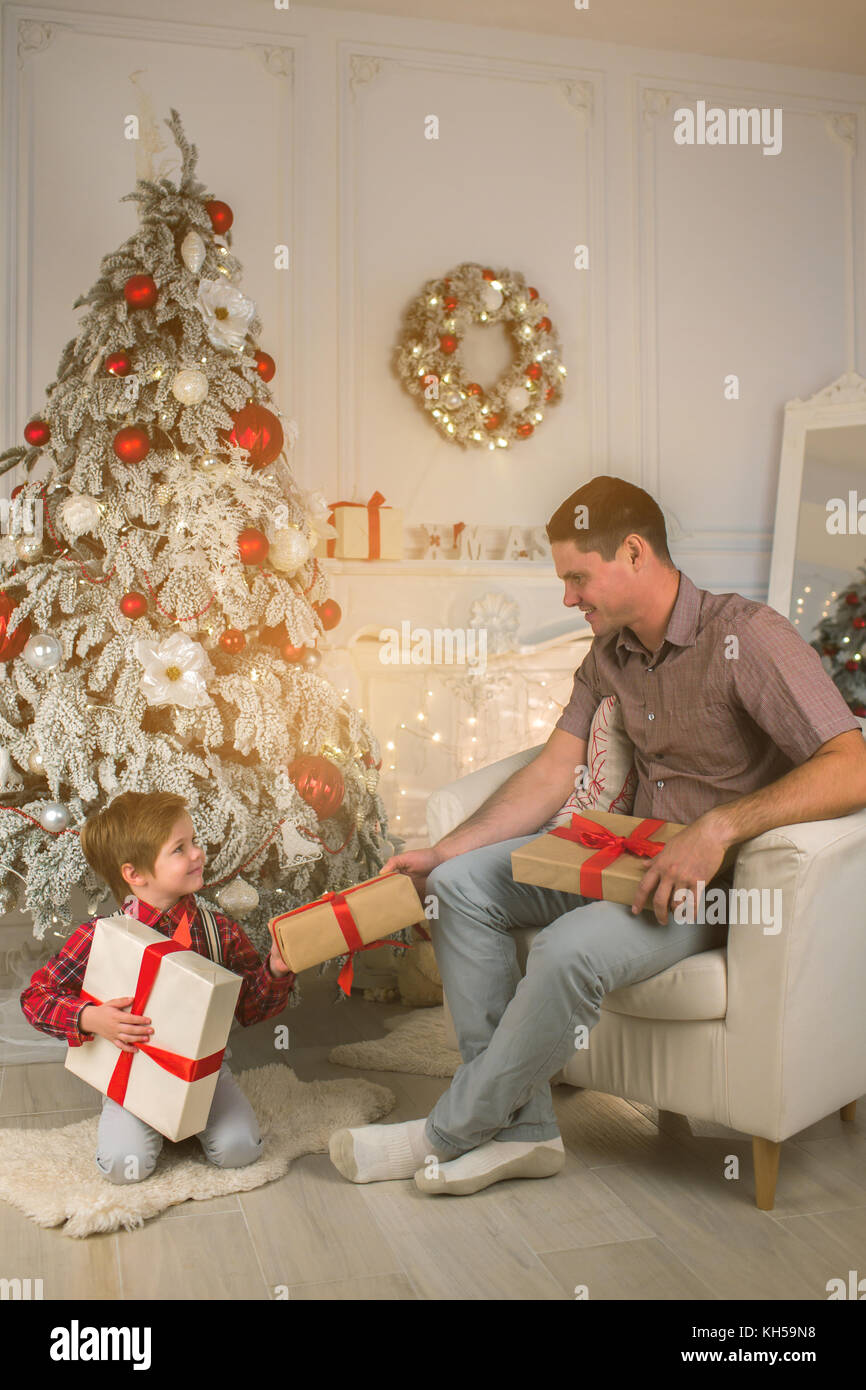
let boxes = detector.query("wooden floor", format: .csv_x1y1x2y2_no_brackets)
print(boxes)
2,964,865,1301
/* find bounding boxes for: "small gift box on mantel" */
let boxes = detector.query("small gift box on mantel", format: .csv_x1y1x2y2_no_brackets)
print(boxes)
511,809,738,911
268,870,424,995
313,490,402,560
65,916,241,1142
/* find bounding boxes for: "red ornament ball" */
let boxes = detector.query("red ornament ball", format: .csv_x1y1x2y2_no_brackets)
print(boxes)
466,382,483,396
10,485,24,500
854,705,866,717
823,644,839,656
439,334,458,355
845,659,858,672
205,200,234,234
0,591,32,663
219,628,246,654
528,287,539,299
482,268,496,281
105,351,133,376
287,754,345,819
237,528,269,565
362,750,383,771
544,386,557,402
281,642,308,663
219,403,284,470
119,591,148,620
314,598,342,631
536,316,552,333
483,413,501,431
516,422,535,438
124,275,158,310
854,617,866,630
443,296,458,311
254,351,276,383
845,593,859,606
526,363,542,380
113,426,150,464
24,419,50,447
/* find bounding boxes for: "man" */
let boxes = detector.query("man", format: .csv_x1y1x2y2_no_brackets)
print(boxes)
328,475,866,1196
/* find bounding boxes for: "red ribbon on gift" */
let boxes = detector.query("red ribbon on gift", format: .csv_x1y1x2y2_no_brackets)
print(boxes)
548,813,667,898
79,934,226,1105
270,869,417,996
326,490,389,559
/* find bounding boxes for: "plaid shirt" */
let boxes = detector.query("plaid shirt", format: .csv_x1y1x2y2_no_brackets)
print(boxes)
20,892,296,1048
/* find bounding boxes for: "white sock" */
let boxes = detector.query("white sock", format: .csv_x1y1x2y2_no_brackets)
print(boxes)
329,1117,441,1183
416,1136,565,1194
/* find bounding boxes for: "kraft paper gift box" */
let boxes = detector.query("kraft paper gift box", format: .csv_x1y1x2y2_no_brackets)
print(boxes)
269,870,424,994
313,490,402,560
511,808,738,911
65,916,241,1142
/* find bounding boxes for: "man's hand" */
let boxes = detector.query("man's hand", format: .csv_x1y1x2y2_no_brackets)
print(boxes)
381,847,444,903
630,815,730,926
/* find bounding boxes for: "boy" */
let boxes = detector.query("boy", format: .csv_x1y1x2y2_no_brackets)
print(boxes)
20,790,295,1184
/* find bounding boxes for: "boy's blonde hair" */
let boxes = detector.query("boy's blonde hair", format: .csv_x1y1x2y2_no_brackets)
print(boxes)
79,790,191,906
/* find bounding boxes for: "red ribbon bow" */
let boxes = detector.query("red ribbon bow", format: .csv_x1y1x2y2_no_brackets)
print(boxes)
80,914,225,1107
326,490,389,559
549,813,666,898
271,870,416,996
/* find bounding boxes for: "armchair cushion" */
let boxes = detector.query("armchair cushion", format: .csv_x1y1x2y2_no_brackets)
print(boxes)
540,694,637,830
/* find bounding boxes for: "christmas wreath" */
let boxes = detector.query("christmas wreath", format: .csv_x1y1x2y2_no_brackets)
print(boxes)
395,262,566,449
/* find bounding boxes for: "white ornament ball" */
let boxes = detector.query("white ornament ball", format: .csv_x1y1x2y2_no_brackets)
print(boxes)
481,284,503,312
171,369,209,406
442,390,463,411
38,802,69,833
505,385,531,413
23,633,62,670
62,493,101,538
268,524,311,575
215,877,260,918
15,535,42,563
181,229,206,274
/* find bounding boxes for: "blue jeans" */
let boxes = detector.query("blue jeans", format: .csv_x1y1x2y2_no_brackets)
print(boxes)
95,1051,262,1183
423,834,730,1161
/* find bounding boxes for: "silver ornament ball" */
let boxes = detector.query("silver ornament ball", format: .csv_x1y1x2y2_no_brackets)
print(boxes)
15,535,42,563
28,749,45,773
23,633,62,670
38,801,69,833
301,648,322,671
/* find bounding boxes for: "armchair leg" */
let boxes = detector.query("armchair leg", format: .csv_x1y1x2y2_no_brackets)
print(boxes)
752,1136,781,1211
840,1101,857,1122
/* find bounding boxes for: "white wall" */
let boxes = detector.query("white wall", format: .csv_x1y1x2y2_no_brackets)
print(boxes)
2,0,865,602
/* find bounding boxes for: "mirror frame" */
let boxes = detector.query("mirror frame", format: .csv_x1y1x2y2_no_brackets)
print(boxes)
768,371,866,619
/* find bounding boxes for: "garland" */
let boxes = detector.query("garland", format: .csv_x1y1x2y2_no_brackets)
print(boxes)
395,262,566,449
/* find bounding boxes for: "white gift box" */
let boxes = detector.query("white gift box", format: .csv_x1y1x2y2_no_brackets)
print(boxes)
65,915,241,1141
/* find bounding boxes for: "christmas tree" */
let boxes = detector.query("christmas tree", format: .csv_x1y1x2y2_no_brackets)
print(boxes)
810,563,866,718
0,109,403,990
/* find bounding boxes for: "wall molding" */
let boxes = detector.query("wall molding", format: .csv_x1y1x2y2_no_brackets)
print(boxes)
336,39,607,500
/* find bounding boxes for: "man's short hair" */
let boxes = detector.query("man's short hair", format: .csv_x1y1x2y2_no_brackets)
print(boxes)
79,790,190,906
546,474,675,568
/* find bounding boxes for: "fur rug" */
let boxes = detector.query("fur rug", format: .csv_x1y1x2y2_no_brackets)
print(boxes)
329,1007,461,1078
0,1064,395,1239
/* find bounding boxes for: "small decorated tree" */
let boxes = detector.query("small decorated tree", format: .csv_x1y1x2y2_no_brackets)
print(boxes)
810,563,866,717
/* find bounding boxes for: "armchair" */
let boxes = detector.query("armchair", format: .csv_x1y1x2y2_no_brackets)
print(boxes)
426,744,866,1210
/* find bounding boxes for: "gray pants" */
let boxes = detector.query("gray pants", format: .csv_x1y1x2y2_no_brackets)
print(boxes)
423,833,730,1161
95,1054,262,1184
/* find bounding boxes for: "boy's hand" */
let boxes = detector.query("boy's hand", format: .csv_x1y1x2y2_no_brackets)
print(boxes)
268,942,293,978
79,997,154,1053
